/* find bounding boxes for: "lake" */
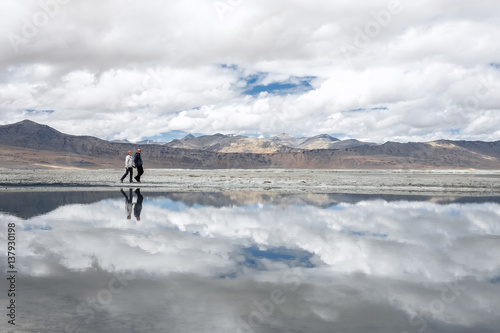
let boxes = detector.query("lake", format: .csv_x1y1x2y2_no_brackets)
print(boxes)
1,190,499,332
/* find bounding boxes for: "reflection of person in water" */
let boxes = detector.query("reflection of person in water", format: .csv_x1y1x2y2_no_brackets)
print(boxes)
120,188,133,220
134,188,143,221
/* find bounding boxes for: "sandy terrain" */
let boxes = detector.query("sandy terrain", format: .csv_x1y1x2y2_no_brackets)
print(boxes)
1,168,500,196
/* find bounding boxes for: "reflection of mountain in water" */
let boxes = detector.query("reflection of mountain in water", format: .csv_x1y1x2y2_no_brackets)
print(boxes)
2,191,500,219
0,191,121,219
161,192,500,208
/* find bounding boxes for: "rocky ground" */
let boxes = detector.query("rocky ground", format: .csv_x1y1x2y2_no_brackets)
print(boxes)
1,168,500,196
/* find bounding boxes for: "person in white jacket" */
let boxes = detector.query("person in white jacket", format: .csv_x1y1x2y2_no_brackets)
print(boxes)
120,151,134,183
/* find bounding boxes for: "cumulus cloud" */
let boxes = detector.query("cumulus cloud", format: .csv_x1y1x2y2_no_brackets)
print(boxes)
0,0,499,142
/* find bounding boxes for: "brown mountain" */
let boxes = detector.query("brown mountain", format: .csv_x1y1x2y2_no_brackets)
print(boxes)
266,133,334,149
165,133,294,153
265,133,378,150
1,120,500,169
164,132,377,153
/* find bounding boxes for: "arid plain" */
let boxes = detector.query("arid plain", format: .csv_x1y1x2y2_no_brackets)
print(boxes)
2,168,500,196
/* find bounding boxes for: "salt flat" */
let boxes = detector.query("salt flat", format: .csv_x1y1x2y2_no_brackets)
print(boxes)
1,168,500,196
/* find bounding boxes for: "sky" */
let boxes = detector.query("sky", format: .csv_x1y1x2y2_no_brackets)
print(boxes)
1,192,499,331
0,0,499,143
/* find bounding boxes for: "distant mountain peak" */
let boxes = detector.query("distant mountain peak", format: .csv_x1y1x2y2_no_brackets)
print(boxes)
276,133,292,139
4,119,63,136
112,139,130,143
13,119,48,128
181,134,195,141
311,134,340,141
18,119,38,125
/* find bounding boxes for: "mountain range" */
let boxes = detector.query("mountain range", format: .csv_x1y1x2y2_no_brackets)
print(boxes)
3,190,499,219
163,132,377,153
1,119,500,169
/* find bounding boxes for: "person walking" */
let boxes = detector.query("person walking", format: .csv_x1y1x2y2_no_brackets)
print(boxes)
134,148,144,183
120,151,134,183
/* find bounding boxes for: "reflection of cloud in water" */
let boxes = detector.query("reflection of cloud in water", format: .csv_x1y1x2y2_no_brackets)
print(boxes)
1,193,499,332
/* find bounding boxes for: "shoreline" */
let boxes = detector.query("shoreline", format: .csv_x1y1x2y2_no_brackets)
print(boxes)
1,168,500,196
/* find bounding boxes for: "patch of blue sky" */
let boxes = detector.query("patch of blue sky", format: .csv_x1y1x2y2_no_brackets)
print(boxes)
25,109,54,114
142,130,204,143
245,78,314,96
23,225,53,231
218,272,238,279
220,63,239,71
242,246,315,268
245,246,296,261
448,129,460,135
219,63,316,96
344,230,388,238
444,209,461,217
489,63,500,69
348,107,387,112
329,132,347,139
490,276,500,284
244,73,260,85
328,204,346,211
348,231,365,237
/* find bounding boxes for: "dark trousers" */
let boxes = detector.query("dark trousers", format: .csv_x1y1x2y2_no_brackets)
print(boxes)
135,166,144,181
121,168,133,182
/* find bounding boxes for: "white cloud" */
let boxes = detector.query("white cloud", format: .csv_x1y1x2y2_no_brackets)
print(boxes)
0,0,499,142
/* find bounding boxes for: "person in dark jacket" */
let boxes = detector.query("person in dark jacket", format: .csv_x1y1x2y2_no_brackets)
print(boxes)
133,148,144,182
134,188,143,221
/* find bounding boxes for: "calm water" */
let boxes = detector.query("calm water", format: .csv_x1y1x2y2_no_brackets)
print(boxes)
1,190,500,333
